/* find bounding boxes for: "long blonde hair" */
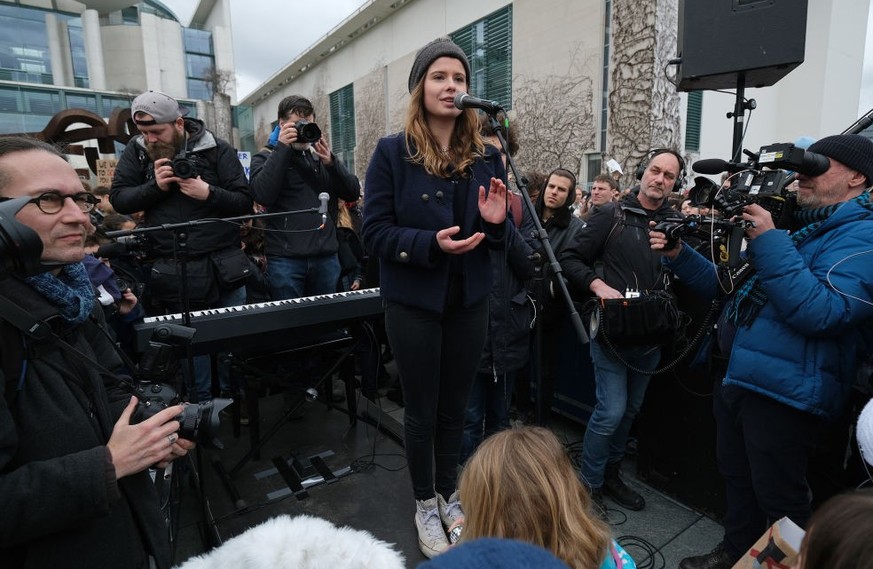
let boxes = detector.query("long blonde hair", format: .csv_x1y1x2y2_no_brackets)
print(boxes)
336,199,353,229
459,426,612,569
403,80,485,179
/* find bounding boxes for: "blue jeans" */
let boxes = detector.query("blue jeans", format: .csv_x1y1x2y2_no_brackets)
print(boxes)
460,370,516,464
186,285,247,402
267,254,340,300
580,339,661,488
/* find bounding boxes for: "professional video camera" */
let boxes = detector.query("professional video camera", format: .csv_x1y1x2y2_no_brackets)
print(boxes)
690,142,829,220
653,212,747,267
295,119,322,144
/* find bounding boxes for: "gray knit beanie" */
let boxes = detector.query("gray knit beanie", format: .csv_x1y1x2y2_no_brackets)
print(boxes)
808,134,873,186
407,37,471,93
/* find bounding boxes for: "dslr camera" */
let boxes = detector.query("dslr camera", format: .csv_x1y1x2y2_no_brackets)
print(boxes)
295,120,322,144
129,323,229,447
171,155,198,179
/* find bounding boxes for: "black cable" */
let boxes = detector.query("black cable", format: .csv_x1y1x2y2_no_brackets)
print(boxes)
617,535,666,569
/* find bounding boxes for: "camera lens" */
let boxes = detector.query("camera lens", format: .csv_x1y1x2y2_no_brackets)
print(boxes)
295,120,321,144
172,157,196,179
178,398,232,448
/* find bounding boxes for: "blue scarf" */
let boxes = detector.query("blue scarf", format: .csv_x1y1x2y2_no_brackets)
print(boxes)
25,262,96,325
725,191,873,327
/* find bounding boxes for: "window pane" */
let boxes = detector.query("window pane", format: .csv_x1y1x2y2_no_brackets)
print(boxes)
450,6,512,109
685,91,703,152
329,84,356,158
187,53,214,78
23,89,62,116
187,78,212,101
184,28,213,55
0,5,53,84
66,93,99,114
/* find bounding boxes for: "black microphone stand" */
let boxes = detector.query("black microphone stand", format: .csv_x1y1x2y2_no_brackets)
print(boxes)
105,206,321,548
485,112,589,424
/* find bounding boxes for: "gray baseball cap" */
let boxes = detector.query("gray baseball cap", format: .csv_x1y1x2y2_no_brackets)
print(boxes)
131,90,188,125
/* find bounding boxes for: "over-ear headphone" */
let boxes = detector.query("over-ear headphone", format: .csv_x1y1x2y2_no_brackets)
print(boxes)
634,148,687,193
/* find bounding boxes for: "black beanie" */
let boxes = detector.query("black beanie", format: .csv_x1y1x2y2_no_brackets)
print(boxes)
407,37,471,94
808,134,873,186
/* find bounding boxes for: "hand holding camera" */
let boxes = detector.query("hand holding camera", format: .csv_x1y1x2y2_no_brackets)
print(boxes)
154,157,209,200
107,396,193,479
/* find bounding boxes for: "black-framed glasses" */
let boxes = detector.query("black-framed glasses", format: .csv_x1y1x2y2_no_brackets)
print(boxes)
26,191,100,214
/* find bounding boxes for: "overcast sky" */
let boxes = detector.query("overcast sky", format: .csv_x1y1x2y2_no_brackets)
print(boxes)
162,0,364,99
164,0,873,114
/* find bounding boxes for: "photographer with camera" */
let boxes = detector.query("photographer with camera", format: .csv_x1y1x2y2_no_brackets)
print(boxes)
110,90,253,402
250,95,360,300
561,149,685,514
651,134,873,569
0,137,194,569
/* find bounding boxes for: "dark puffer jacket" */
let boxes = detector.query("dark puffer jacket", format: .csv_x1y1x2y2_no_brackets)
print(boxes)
109,117,253,257
478,193,536,376
560,191,676,296
0,277,171,569
249,142,360,258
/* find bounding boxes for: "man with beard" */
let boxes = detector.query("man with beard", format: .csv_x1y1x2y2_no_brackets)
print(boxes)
110,91,252,402
653,136,873,569
561,149,684,513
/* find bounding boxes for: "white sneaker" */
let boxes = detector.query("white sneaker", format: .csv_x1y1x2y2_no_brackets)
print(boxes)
415,497,449,558
437,490,465,544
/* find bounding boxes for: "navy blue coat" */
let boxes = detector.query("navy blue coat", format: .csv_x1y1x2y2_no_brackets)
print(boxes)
362,133,511,313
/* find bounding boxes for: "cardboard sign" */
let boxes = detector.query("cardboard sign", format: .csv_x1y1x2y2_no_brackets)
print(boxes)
96,159,118,187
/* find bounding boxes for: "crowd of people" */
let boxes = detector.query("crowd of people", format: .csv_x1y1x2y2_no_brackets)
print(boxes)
1,34,872,569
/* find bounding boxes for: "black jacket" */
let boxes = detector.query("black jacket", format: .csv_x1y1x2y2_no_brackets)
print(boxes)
0,277,171,569
479,195,536,375
560,192,676,296
109,118,253,257
249,142,360,258
534,185,587,302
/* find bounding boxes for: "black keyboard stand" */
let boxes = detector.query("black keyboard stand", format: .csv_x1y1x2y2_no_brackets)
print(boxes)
226,332,359,477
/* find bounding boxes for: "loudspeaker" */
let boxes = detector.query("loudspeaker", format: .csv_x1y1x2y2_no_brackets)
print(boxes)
676,0,808,91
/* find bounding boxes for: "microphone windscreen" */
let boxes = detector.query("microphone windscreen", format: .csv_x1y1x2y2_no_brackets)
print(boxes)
692,159,731,175
858,397,873,467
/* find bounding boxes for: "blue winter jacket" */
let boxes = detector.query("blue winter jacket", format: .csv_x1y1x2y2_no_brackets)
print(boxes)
664,199,873,419
362,133,511,313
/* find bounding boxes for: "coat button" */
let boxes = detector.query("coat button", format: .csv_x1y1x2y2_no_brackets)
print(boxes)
421,194,429,202
398,252,409,262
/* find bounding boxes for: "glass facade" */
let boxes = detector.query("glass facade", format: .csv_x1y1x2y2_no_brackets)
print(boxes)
0,4,87,87
184,28,214,100
0,83,195,135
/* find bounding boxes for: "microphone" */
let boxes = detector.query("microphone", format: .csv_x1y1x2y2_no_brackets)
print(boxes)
692,158,750,175
453,92,503,114
318,192,330,226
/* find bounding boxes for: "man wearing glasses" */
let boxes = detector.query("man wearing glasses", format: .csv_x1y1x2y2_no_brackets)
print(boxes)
0,137,193,569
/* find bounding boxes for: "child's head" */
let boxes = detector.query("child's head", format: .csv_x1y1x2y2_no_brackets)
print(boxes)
458,426,610,569
797,489,873,569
